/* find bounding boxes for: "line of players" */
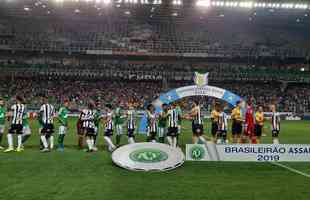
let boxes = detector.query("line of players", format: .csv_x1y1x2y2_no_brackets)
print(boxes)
210,100,281,144
0,95,281,152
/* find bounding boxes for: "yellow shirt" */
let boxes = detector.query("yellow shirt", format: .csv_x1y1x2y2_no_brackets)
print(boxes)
255,111,264,126
211,110,220,123
231,107,242,122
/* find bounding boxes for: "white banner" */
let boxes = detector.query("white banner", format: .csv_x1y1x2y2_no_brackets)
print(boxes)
186,144,310,162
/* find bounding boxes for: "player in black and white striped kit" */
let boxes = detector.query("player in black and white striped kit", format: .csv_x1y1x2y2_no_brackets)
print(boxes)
103,104,116,152
146,104,157,143
167,104,180,148
80,102,97,152
4,96,27,152
188,101,206,144
126,103,136,144
270,104,281,144
39,96,55,152
217,105,229,144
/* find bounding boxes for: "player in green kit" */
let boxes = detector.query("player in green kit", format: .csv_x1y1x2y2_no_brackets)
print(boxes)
0,98,6,149
158,103,168,143
114,104,125,146
21,112,32,149
93,102,102,151
57,100,69,151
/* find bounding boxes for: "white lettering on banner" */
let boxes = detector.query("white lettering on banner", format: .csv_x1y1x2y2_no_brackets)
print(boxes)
176,85,225,99
186,144,310,162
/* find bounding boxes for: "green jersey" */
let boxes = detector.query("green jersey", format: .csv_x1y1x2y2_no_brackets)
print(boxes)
114,107,124,125
94,109,101,127
0,106,6,125
176,106,182,125
23,113,30,127
158,110,167,128
58,106,69,126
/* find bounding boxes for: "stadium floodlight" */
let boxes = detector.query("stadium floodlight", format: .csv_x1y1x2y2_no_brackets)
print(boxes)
196,0,210,7
141,0,149,4
103,0,111,4
239,1,253,8
153,0,161,5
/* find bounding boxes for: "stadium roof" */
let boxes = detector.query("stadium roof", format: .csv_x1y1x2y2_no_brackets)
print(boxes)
0,0,310,26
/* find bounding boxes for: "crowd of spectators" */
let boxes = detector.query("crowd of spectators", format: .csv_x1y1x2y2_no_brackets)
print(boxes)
0,14,309,58
0,73,309,114
1,61,309,83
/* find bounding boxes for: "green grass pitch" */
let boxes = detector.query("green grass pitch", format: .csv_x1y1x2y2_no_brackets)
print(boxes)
0,118,310,200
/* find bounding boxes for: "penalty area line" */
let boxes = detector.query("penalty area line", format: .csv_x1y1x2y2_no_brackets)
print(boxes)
270,162,310,178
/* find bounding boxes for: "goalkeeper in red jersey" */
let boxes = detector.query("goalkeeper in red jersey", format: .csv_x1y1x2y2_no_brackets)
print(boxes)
243,100,255,143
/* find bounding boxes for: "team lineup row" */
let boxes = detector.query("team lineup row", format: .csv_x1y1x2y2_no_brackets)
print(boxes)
0,96,281,153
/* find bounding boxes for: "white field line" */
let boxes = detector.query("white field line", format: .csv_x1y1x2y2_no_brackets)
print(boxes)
270,162,310,178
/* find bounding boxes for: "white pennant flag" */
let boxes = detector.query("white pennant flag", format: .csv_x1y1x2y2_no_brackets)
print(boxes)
194,72,209,87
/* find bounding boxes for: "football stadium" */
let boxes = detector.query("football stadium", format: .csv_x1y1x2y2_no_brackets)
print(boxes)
0,0,310,199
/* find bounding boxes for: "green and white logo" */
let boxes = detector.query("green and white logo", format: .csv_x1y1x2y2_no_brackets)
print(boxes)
112,143,185,171
130,148,168,163
190,145,205,160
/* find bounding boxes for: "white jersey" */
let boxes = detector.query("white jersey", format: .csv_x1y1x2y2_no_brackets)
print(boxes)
40,104,55,124
218,112,228,131
80,109,95,129
168,108,179,128
105,111,113,130
11,104,26,125
271,112,280,131
127,110,135,129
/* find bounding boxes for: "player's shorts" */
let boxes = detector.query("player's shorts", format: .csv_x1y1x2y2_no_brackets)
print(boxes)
127,129,135,138
244,123,255,137
59,125,67,135
115,124,123,135
167,127,179,137
92,126,98,136
105,129,113,137
41,124,54,135
23,125,31,135
211,122,218,136
218,130,227,137
192,123,204,136
178,125,181,134
9,124,23,135
158,127,166,138
255,124,263,137
84,127,95,136
232,121,242,135
0,125,5,134
147,131,157,140
272,130,280,137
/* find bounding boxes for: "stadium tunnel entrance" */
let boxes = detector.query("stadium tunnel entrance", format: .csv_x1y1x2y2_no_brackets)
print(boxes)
139,85,242,133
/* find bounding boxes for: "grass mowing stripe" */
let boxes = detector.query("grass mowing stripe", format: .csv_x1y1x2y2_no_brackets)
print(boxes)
270,162,310,178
